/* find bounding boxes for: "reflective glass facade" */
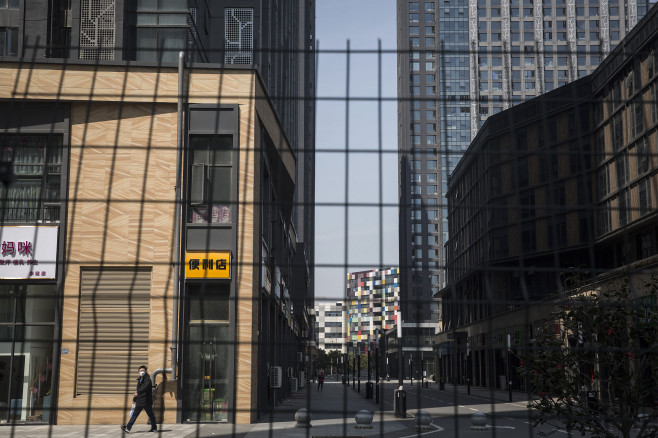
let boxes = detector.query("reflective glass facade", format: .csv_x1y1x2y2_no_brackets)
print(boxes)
397,0,650,330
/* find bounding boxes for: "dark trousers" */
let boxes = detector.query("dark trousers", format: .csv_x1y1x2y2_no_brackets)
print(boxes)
126,404,157,430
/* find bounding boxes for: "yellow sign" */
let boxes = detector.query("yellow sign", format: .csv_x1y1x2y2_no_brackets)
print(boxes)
185,251,231,279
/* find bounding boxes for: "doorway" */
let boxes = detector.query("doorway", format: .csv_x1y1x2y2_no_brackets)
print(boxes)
182,283,231,422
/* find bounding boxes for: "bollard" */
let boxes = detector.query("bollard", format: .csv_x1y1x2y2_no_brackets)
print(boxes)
355,410,374,429
394,388,407,418
470,412,488,431
294,408,312,428
414,410,432,430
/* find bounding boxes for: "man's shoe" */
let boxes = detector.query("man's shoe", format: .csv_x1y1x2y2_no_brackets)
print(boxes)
120,425,130,433
149,428,158,432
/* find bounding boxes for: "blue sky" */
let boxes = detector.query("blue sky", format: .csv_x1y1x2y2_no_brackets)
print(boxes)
314,0,399,301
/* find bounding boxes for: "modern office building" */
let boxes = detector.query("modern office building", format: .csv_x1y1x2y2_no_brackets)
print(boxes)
435,3,658,388
396,0,652,339
0,0,315,426
346,268,401,350
314,301,347,353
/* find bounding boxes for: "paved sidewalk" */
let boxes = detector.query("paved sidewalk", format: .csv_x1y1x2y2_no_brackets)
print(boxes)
197,381,412,438
0,381,420,438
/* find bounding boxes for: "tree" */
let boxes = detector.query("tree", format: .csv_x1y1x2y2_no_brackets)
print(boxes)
316,348,329,373
520,278,658,438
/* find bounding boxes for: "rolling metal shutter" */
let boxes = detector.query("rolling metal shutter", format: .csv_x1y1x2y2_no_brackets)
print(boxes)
76,268,150,395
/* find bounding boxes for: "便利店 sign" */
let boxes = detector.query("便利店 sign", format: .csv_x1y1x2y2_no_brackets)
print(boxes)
185,251,231,279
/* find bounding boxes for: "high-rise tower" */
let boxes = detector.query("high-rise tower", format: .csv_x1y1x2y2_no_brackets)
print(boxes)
396,0,650,345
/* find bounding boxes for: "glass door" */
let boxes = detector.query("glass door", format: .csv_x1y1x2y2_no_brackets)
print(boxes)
183,323,230,422
182,283,231,422
0,284,56,423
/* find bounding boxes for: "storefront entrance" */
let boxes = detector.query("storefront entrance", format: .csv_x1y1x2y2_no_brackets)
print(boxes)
182,284,232,422
0,284,56,423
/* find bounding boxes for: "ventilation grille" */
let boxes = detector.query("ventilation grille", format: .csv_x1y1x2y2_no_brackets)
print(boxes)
224,7,253,64
79,0,115,60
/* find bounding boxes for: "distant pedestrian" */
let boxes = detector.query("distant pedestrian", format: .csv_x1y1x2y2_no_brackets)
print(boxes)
317,370,325,392
121,365,158,433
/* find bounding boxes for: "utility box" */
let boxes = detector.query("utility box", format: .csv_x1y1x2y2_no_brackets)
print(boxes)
394,388,406,418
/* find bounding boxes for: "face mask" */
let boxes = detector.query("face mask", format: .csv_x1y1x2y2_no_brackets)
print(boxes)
139,371,146,376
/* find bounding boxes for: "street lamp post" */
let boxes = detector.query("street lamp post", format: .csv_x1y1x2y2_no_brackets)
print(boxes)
439,349,445,390
358,343,361,393
353,345,356,389
375,331,380,404
466,342,471,395
507,334,512,402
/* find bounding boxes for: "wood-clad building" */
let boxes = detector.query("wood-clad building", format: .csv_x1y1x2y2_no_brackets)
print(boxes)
0,60,308,425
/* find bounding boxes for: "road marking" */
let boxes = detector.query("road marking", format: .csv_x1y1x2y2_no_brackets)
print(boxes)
486,424,516,429
398,423,444,437
468,408,479,412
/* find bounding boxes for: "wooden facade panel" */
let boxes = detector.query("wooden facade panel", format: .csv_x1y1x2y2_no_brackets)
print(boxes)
59,101,179,424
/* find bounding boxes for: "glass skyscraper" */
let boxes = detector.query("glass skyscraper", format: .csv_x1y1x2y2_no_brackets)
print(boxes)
397,0,651,331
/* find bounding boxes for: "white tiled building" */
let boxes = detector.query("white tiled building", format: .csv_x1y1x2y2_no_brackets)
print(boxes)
315,301,347,353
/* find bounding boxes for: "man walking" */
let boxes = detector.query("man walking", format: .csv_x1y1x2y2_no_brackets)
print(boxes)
317,370,325,392
121,365,158,433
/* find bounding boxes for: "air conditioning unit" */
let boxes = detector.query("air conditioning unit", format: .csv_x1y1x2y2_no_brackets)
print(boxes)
290,377,298,392
287,367,294,378
298,371,305,388
270,366,282,389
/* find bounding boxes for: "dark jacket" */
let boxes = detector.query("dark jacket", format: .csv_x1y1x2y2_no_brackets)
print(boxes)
133,372,153,408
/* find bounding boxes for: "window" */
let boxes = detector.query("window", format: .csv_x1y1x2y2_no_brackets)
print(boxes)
428,210,438,220
618,190,630,226
0,27,18,56
598,200,611,234
612,112,623,150
636,138,650,175
638,178,652,217
616,150,629,189
0,0,19,8
632,98,643,138
135,0,193,62
189,135,233,224
0,134,63,222
597,165,610,200
409,26,419,35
